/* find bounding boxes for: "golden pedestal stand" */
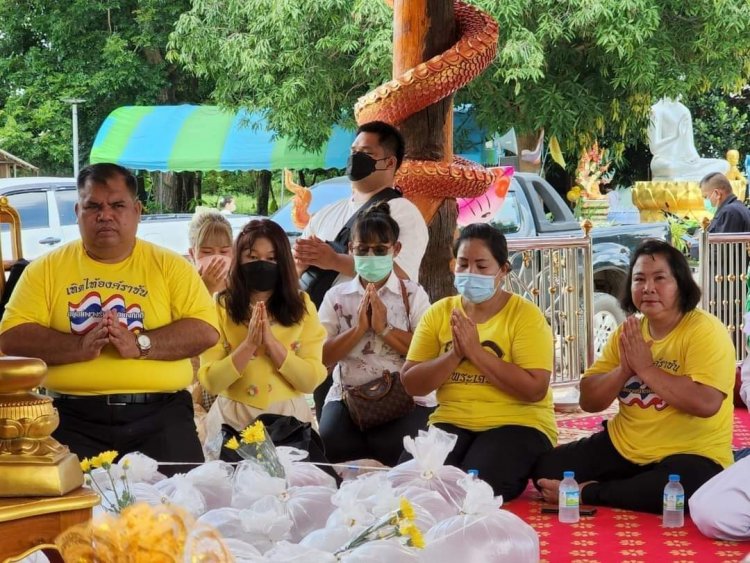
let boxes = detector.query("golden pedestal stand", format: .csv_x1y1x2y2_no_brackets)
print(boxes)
0,357,84,496
632,180,746,222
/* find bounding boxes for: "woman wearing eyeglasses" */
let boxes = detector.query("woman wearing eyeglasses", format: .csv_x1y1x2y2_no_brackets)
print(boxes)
198,219,328,459
318,202,435,467
401,223,556,500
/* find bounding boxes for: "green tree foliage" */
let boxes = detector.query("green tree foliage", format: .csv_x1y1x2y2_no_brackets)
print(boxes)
0,0,209,175
169,0,750,159
688,89,750,160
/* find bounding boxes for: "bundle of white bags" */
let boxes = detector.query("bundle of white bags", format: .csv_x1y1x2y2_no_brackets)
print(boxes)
85,427,539,562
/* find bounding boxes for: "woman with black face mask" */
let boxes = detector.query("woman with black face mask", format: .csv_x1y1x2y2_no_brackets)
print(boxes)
198,219,328,460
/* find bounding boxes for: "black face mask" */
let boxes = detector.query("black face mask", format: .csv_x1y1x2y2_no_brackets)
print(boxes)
346,151,389,182
240,260,279,292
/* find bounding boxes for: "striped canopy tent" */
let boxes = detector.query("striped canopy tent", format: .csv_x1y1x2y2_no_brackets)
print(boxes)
90,104,491,172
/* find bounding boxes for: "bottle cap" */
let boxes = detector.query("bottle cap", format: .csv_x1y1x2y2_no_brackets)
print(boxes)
563,471,574,479
668,474,680,482
468,469,479,478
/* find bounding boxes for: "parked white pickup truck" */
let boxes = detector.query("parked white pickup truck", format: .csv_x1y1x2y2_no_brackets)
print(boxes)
0,177,257,261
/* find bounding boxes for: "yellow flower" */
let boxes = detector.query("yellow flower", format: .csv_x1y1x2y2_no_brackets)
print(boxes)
240,420,266,444
399,522,425,549
80,458,92,473
96,450,118,468
225,437,240,450
399,498,415,522
122,459,131,470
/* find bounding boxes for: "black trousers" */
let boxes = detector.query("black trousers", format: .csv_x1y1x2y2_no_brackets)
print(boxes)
313,370,334,421
398,422,552,501
319,400,433,467
532,428,724,514
52,390,204,476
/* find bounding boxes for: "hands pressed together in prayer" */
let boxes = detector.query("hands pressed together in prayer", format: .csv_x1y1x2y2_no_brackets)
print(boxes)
356,283,389,335
244,301,280,356
79,310,141,360
619,316,654,377
449,308,482,363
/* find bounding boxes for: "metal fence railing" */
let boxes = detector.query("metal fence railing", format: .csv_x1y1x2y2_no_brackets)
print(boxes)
698,229,750,363
504,235,594,388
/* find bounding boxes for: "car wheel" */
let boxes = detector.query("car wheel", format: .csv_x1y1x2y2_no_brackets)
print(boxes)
592,292,626,359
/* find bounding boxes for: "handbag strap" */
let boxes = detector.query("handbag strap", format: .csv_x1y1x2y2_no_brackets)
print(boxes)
332,187,402,247
399,279,411,332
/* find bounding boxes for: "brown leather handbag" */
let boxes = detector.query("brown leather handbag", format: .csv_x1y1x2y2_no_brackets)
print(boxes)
342,280,416,431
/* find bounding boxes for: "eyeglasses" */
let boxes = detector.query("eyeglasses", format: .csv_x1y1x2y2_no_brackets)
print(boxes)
351,244,393,256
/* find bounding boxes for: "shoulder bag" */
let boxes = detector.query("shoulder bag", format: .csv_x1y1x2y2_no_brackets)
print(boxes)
342,279,416,431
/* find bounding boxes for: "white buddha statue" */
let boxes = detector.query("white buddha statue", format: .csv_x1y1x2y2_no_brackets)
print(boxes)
648,97,729,181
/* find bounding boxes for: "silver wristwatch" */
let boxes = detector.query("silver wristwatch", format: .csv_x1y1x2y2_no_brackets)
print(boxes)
136,333,152,359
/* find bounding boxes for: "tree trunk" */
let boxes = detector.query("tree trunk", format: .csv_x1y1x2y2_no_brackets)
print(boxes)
255,170,272,215
418,199,458,302
393,0,456,300
152,171,196,212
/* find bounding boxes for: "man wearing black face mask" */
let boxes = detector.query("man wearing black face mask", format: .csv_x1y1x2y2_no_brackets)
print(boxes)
293,121,428,417
294,121,428,291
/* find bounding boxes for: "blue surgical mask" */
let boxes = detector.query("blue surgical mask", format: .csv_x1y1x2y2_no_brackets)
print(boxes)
704,197,716,214
454,272,499,304
354,254,393,282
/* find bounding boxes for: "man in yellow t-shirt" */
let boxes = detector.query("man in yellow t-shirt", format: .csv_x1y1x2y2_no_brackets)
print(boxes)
0,163,219,471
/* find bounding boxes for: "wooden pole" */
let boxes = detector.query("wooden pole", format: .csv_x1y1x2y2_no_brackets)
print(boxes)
393,0,457,301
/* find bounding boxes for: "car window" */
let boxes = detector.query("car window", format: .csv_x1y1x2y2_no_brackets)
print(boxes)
56,188,78,226
4,191,49,229
489,193,521,234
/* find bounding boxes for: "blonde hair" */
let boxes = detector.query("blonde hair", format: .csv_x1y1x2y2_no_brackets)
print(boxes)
188,211,233,249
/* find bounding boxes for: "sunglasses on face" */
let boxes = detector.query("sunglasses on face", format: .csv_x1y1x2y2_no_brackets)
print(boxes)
351,244,393,256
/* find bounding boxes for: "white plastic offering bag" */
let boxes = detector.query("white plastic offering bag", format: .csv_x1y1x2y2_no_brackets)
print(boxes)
251,486,336,542
421,474,539,563
184,460,235,511
198,505,293,554
339,539,422,563
388,426,467,508
152,474,207,516
277,446,337,490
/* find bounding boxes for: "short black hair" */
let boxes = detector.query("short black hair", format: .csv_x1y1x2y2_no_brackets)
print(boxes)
218,195,235,209
77,163,137,197
356,121,406,170
454,223,509,267
699,172,732,194
351,201,400,245
620,239,701,314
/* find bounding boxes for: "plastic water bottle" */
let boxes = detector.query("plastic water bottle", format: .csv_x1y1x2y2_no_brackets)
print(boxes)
663,474,685,528
558,471,580,523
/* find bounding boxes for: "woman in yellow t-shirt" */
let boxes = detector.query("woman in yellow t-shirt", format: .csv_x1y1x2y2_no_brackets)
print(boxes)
402,223,556,500
198,219,327,459
534,239,735,514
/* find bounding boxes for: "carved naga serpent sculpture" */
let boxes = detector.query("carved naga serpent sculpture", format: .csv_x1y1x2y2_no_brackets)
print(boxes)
354,0,500,204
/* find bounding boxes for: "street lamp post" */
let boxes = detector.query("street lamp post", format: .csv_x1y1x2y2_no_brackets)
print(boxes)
62,98,86,178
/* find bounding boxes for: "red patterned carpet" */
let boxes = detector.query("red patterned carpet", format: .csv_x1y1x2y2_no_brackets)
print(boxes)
502,408,750,563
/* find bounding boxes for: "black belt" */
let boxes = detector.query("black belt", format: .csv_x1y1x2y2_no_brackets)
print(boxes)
45,390,175,406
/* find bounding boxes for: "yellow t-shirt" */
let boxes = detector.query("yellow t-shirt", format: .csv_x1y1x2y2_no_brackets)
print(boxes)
0,240,218,394
584,309,735,468
406,294,557,444
197,292,327,410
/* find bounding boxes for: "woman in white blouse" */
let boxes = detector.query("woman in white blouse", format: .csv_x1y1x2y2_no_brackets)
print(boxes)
318,202,435,466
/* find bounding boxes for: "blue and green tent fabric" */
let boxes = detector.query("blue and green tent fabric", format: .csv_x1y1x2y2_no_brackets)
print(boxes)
90,104,491,172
